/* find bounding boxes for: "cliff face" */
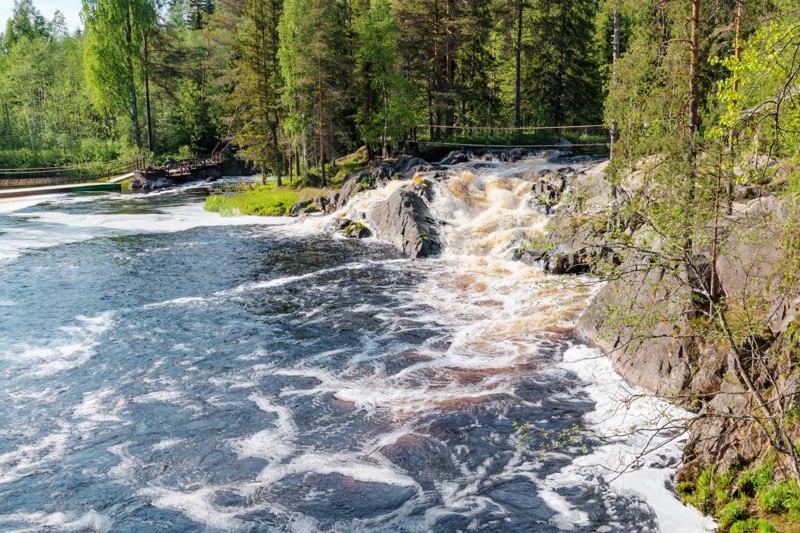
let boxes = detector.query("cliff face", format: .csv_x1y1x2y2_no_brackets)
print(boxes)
544,162,800,481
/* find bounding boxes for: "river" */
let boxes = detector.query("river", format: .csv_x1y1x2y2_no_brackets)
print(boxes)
0,155,714,532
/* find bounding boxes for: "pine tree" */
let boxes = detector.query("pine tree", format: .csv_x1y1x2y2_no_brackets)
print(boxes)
354,0,414,156
230,0,285,183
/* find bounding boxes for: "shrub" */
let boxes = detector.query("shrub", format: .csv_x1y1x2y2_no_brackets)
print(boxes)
729,518,777,533
718,499,748,530
757,480,800,514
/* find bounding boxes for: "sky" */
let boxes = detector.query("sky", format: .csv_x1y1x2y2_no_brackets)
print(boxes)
0,0,84,33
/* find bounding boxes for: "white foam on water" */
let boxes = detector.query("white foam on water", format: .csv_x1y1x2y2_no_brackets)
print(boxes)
131,389,184,404
0,509,112,532
0,312,115,377
143,295,217,309
107,442,141,483
152,438,184,451
139,486,250,532
72,388,127,433
0,193,294,263
256,451,421,490
293,158,710,530
0,425,71,484
229,395,297,464
554,345,717,532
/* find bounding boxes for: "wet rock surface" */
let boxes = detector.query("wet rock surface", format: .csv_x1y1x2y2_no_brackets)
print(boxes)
368,188,441,258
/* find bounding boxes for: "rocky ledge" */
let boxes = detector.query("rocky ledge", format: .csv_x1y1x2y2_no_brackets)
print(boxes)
521,157,800,483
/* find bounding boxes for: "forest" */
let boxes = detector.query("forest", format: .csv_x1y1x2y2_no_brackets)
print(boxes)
0,0,604,176
1,0,798,179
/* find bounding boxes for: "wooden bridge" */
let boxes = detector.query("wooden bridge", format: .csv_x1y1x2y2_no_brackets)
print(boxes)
0,152,225,199
410,123,612,151
133,152,224,183
0,156,147,188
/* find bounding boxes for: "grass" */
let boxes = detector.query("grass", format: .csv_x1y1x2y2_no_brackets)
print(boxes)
204,183,300,216
203,182,333,217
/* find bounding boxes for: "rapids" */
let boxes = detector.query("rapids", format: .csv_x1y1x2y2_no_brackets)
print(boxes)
0,155,714,532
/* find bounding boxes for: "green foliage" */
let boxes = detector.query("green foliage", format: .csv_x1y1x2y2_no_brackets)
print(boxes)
176,78,216,154
675,461,800,531
757,481,800,514
729,518,777,533
513,421,587,460
203,184,300,217
353,0,415,154
719,499,749,530
343,220,367,236
82,0,157,149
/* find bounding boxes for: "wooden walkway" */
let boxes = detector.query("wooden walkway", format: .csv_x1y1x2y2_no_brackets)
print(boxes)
0,173,134,200
411,124,611,151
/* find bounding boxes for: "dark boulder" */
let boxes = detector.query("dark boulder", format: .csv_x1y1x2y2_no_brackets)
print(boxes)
290,200,314,217
441,151,469,165
499,148,528,163
368,188,441,258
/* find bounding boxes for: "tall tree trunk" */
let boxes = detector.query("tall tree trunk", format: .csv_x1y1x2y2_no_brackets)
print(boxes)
444,0,454,129
727,0,742,215
125,12,142,150
689,0,700,141
514,0,523,128
433,0,441,140
684,0,700,254
318,69,326,187
144,32,154,156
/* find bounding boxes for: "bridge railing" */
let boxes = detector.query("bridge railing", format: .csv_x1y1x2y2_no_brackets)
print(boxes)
412,124,610,150
0,156,146,188
161,152,223,175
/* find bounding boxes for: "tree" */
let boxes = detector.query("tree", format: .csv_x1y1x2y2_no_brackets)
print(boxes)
523,0,601,125
353,0,414,157
231,0,285,183
82,0,157,150
280,0,353,186
2,0,49,51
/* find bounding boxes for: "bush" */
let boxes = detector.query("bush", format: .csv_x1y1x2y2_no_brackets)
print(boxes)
757,480,800,514
718,499,748,530
729,518,777,533
739,463,774,496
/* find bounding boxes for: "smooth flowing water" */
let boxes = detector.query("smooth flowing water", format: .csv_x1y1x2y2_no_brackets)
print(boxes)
0,157,714,532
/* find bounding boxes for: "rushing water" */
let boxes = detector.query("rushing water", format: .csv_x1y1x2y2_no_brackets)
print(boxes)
0,156,714,532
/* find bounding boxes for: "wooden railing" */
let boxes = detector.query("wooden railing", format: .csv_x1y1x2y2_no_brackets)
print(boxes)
411,124,611,150
0,151,226,188
0,156,146,188
161,152,223,177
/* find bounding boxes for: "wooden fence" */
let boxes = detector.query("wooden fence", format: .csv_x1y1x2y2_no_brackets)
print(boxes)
0,157,146,188
411,124,611,150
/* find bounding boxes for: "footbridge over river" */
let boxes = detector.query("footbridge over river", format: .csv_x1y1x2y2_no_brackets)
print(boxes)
408,123,613,158
0,152,226,199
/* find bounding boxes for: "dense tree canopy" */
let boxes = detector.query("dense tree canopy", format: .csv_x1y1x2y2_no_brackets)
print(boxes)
0,0,797,182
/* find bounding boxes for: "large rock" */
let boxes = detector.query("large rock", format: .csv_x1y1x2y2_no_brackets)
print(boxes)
326,157,443,213
576,256,697,396
368,188,441,258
